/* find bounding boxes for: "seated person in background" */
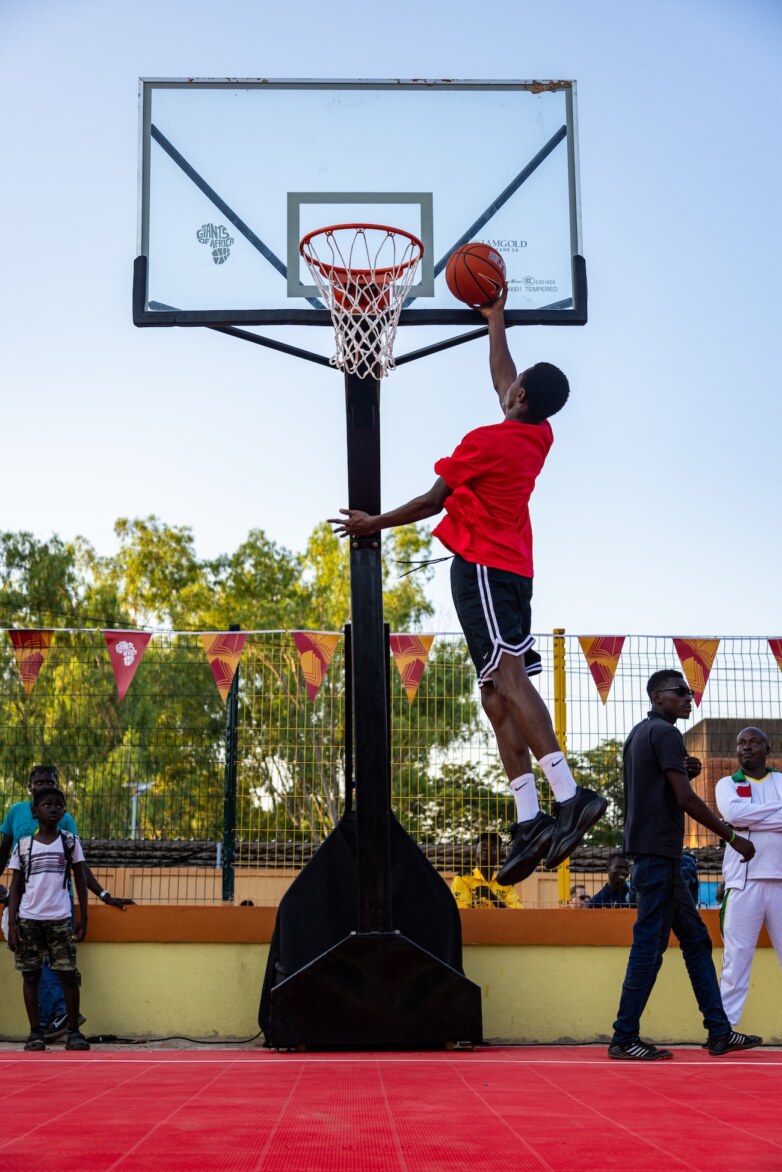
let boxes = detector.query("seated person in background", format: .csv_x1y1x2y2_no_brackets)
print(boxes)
569,883,589,907
452,833,522,908
588,853,634,907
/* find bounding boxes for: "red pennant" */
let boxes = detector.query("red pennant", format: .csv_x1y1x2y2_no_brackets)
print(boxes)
389,634,435,704
292,632,340,701
578,636,625,704
769,639,782,674
8,630,53,694
672,638,720,707
104,631,152,701
200,632,247,701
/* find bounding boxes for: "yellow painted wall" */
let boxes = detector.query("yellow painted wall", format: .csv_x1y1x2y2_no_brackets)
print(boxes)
1,943,779,1044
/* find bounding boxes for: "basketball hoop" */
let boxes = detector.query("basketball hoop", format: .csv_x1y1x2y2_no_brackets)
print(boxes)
300,224,423,379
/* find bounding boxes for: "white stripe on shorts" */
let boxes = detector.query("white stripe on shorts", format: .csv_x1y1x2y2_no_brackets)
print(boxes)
475,563,534,686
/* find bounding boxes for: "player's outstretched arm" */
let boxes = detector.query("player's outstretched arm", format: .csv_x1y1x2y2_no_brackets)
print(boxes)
479,287,517,412
329,478,451,538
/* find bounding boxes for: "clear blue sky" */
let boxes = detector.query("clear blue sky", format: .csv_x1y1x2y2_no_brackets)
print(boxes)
1,0,780,636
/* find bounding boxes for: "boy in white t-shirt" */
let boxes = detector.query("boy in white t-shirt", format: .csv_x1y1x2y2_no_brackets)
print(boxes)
6,785,90,1051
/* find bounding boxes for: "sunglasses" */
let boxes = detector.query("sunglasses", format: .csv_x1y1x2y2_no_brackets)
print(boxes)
658,685,694,698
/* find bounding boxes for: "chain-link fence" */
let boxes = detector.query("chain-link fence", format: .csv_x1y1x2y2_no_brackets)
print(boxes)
2,630,780,907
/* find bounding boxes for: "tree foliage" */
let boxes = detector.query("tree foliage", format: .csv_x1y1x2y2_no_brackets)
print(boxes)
0,518,483,847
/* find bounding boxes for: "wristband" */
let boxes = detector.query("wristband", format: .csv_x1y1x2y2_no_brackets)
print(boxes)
99,889,111,901
729,831,736,844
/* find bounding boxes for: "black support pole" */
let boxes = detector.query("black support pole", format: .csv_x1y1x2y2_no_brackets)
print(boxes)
221,622,241,903
344,371,393,933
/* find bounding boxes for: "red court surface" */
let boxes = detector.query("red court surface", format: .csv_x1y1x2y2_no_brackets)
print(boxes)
2,1046,781,1171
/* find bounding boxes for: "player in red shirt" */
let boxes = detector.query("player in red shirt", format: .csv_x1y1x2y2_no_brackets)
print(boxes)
330,289,606,883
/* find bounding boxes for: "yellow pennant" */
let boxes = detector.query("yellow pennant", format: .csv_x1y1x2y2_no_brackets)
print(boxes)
578,636,625,704
292,632,340,701
8,630,53,695
200,632,247,702
389,634,435,704
673,638,720,707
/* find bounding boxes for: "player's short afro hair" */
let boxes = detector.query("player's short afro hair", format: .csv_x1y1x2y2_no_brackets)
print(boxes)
522,362,570,423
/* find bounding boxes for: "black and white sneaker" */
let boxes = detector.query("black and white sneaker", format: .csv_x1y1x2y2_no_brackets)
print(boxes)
496,812,556,886
707,1030,762,1056
545,786,608,869
44,1012,86,1042
608,1039,673,1061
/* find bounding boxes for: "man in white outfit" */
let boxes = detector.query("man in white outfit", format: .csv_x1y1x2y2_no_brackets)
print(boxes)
715,726,782,1027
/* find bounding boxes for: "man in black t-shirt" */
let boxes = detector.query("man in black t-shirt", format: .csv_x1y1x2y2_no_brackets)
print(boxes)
608,669,762,1061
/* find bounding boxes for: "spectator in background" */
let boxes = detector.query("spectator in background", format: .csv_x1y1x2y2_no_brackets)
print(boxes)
588,853,634,908
715,726,782,1029
0,764,135,1040
569,883,589,907
452,833,522,908
608,669,760,1061
6,784,90,1051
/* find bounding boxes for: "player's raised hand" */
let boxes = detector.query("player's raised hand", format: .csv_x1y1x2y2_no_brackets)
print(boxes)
478,282,508,320
328,509,376,538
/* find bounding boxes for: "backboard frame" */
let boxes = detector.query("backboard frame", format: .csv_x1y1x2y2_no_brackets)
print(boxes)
134,78,586,333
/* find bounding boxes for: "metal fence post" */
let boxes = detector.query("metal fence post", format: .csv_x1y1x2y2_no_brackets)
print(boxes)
552,628,570,905
222,622,241,903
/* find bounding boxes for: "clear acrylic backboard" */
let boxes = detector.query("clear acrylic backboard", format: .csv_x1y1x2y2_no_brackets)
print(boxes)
136,79,585,328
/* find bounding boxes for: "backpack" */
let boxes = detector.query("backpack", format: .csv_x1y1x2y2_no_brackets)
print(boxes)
18,831,76,891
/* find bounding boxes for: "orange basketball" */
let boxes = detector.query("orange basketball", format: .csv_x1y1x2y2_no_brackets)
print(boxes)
445,243,506,308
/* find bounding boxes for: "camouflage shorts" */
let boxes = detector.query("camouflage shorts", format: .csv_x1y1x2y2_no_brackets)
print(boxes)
14,917,77,973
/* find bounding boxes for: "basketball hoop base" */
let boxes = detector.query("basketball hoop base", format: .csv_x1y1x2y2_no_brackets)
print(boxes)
266,931,482,1050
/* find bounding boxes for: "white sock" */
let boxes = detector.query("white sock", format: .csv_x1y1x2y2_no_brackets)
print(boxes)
538,751,578,803
509,773,540,822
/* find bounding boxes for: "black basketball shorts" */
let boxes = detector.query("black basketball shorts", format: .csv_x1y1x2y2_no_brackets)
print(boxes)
450,554,541,686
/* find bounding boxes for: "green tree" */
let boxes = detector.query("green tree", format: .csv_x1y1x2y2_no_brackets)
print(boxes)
569,738,624,847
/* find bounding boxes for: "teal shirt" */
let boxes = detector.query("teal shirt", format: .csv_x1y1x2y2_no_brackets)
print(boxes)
0,801,78,848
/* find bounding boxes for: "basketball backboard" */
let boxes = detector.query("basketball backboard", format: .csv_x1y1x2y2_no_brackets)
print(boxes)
135,79,585,330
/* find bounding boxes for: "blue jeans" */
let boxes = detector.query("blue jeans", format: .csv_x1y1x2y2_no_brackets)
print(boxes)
612,854,729,1042
38,959,67,1025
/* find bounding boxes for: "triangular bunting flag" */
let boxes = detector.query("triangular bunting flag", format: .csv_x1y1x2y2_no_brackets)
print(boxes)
769,639,782,674
104,631,152,701
389,634,435,704
292,632,340,701
578,636,625,705
672,638,720,707
8,630,53,695
200,632,248,702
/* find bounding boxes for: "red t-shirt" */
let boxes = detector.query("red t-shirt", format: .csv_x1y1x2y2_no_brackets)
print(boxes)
432,418,553,576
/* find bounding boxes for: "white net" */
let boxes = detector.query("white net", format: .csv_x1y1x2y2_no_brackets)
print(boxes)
300,224,423,379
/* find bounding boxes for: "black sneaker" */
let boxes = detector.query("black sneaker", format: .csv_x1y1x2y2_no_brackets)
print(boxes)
608,1039,673,1061
44,1012,86,1042
24,1029,46,1052
707,1030,762,1056
65,1029,90,1051
545,786,608,869
496,812,556,885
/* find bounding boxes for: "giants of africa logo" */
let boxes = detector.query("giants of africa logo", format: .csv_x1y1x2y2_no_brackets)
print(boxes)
115,640,138,667
197,223,235,264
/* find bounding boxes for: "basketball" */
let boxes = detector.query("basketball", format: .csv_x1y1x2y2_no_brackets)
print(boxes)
445,243,506,308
